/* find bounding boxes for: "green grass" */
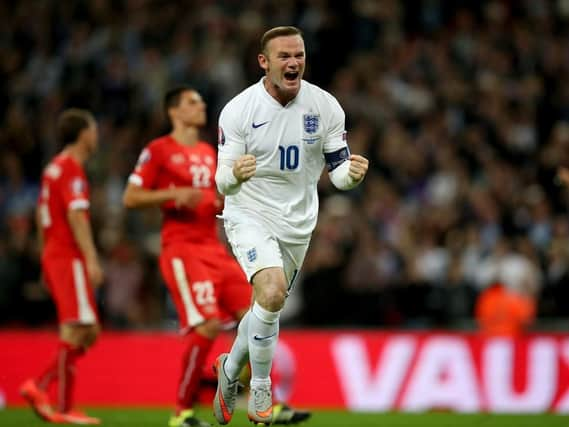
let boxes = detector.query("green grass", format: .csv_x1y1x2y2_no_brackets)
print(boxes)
0,408,567,427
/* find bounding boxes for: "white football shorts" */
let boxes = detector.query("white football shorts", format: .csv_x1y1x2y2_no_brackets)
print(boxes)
223,219,310,293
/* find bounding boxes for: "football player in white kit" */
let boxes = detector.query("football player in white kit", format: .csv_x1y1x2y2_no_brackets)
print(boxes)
213,26,368,425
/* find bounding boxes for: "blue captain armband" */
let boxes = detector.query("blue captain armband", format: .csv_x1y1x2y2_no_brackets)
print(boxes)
324,147,351,171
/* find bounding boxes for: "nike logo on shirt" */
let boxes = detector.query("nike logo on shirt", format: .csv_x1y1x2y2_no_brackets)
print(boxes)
252,121,269,129
253,332,277,341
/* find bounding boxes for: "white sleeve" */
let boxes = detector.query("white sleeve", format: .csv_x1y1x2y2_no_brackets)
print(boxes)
323,93,361,190
329,160,361,190
216,104,246,195
323,94,347,153
215,164,241,195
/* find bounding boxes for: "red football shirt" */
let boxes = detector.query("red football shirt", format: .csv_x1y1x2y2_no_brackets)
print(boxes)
38,153,90,258
129,135,220,246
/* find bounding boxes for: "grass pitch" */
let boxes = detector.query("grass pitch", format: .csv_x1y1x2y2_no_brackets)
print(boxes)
0,407,567,427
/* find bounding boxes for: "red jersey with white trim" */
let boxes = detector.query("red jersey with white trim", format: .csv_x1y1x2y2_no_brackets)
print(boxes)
38,153,90,258
128,135,220,247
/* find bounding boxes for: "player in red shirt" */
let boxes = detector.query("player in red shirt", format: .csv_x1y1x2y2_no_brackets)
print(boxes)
123,86,310,427
123,87,251,427
20,109,102,425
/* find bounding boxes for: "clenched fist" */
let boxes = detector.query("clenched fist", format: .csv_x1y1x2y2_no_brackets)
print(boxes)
348,154,369,182
233,154,257,182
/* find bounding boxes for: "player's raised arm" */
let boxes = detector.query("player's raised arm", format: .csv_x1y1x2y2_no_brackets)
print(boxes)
323,95,368,190
215,106,253,195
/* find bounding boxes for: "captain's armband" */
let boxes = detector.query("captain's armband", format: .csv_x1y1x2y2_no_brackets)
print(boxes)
324,147,350,172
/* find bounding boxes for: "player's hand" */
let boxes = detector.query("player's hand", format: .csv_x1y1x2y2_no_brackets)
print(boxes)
348,154,369,182
233,154,256,182
557,167,569,187
87,257,104,288
214,196,224,210
172,187,203,208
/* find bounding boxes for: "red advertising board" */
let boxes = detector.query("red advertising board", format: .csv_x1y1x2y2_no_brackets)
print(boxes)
1,330,569,412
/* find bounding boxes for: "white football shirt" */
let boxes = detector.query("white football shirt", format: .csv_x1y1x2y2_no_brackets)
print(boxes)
217,78,348,243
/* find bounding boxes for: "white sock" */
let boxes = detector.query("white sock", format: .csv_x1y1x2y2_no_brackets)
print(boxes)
249,301,280,382
224,310,251,380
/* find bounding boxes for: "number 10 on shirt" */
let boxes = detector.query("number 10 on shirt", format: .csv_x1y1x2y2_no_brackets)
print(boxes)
278,145,299,171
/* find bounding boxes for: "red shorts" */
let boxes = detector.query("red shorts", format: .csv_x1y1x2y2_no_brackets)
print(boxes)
159,242,252,332
42,255,99,325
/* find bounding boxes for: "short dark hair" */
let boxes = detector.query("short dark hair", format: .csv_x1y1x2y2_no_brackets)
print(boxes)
260,26,303,54
57,108,95,145
164,85,194,120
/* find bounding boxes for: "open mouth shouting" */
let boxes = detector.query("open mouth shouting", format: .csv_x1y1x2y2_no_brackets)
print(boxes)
284,71,300,84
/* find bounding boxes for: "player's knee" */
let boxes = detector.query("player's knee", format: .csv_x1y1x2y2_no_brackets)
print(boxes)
83,326,100,349
253,269,287,311
257,284,286,312
195,318,222,339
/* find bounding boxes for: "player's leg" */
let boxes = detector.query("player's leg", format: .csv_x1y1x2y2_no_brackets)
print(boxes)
211,253,253,424
55,258,100,424
54,323,101,425
169,320,218,427
223,309,251,378
21,258,100,424
215,255,252,383
20,259,59,421
270,239,312,425
246,238,310,425
220,220,288,424
247,267,286,424
160,248,220,427
218,251,311,426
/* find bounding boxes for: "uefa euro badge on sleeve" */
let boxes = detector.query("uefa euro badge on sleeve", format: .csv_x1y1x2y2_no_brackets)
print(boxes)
303,114,320,144
218,126,226,146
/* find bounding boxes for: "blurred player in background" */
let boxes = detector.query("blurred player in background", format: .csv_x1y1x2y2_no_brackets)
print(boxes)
123,86,309,427
123,86,239,427
214,26,368,425
20,109,103,425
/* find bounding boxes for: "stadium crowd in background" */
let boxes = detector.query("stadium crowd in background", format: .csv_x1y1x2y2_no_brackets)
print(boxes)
2,0,569,330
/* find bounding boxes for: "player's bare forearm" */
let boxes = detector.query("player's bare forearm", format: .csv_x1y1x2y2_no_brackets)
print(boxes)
124,182,204,209
123,183,177,208
68,209,104,287
67,209,98,263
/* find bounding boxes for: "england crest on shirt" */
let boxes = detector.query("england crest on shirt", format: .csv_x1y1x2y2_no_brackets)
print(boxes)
303,114,319,134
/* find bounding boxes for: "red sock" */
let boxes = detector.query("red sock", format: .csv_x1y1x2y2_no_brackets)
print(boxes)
37,353,59,390
56,342,85,412
176,332,213,414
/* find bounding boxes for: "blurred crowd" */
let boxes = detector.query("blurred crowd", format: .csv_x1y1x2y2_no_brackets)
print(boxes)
2,0,569,331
